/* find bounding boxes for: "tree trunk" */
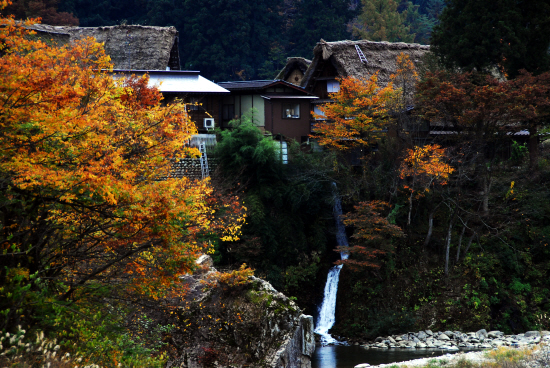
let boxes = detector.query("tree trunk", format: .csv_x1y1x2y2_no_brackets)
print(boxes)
456,223,467,262
482,174,492,216
407,190,413,225
444,209,457,276
528,124,539,170
462,233,476,260
424,211,434,247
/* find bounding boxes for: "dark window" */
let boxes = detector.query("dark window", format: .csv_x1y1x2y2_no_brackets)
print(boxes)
282,103,300,119
223,104,235,121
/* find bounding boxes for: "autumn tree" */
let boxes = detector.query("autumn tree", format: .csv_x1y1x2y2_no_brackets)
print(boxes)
0,12,244,349
4,0,78,25
311,74,397,152
399,144,453,225
336,201,404,271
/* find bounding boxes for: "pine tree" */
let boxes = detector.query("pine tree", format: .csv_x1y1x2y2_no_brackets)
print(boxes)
352,0,414,43
431,0,550,77
285,0,357,58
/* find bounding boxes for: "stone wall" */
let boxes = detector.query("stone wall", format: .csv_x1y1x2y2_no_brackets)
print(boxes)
169,158,216,180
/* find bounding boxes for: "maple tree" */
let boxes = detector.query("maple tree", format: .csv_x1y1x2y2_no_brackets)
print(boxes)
399,144,454,225
0,10,245,342
336,200,404,271
311,73,397,151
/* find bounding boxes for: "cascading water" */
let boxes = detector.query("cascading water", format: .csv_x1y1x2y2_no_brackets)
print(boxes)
314,186,349,345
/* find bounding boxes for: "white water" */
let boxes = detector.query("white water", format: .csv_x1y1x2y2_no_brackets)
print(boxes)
314,189,349,345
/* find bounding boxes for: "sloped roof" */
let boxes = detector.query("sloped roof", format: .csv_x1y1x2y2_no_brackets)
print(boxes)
111,70,229,93
302,39,430,89
275,57,312,80
28,24,180,70
217,79,314,94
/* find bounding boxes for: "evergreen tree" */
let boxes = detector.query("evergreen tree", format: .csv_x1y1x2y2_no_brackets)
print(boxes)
58,0,145,26
352,0,414,43
285,0,357,58
431,0,550,77
173,0,285,81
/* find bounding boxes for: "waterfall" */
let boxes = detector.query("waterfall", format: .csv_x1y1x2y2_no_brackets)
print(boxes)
314,186,349,345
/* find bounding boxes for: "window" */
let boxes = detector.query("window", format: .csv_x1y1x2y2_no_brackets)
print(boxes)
188,97,201,111
282,103,300,119
313,105,326,120
222,104,235,121
327,80,340,93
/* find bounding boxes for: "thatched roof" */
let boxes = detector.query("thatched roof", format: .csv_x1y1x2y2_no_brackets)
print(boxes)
275,57,312,81
28,24,180,70
301,39,430,89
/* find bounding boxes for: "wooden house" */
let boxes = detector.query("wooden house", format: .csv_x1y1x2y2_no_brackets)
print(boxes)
275,57,312,86
300,39,430,120
28,24,232,136
217,80,318,143
110,69,229,134
28,24,181,71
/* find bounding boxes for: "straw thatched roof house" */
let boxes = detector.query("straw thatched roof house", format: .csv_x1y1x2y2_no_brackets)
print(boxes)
275,57,312,86
301,39,430,99
28,24,180,70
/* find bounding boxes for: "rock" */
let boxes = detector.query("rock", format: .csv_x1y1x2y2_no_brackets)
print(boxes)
167,255,314,368
395,336,403,342
488,331,504,338
438,334,451,341
416,342,427,348
425,330,433,336
524,331,541,338
375,337,384,343
541,331,550,336
388,336,397,344
355,364,371,368
444,331,454,337
476,329,488,339
417,331,428,340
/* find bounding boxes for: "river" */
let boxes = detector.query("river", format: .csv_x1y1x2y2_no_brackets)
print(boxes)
312,345,470,368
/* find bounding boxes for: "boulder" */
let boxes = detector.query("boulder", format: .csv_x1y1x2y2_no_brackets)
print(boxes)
167,255,314,368
438,334,451,341
488,331,504,338
524,331,541,338
425,330,433,336
355,365,371,368
476,329,488,339
417,331,428,340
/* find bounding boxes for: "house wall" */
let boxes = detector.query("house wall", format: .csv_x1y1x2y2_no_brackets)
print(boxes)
163,93,222,132
222,94,265,127
267,100,311,142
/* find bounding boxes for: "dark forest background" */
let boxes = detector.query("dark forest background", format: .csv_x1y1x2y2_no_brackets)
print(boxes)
5,0,445,81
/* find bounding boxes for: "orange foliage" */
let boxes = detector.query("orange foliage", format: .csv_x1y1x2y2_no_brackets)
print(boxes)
0,15,245,305
203,264,255,289
311,73,398,151
399,144,454,191
336,201,404,271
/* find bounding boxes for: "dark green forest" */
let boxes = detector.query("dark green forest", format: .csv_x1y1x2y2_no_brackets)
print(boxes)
6,0,444,80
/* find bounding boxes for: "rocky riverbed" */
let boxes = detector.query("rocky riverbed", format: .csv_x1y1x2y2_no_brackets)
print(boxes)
354,344,550,368
360,329,550,350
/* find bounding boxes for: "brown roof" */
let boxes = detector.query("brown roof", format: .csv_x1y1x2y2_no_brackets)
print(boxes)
28,24,180,70
275,57,312,80
302,39,430,89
